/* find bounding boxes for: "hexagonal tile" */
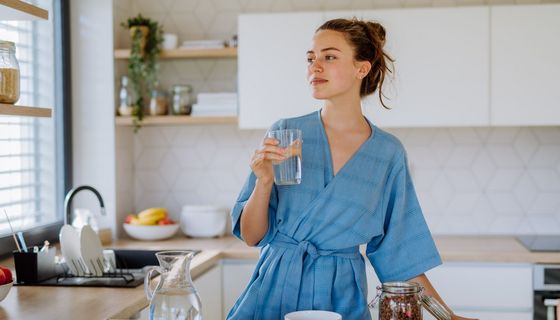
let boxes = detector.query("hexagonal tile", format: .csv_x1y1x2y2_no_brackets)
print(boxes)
159,127,180,145
470,149,496,188
528,193,560,216
528,168,560,192
289,0,324,11
169,0,201,13
172,126,203,147
208,147,245,169
444,145,480,169
444,169,480,192
440,215,480,234
207,12,239,37
429,129,454,166
445,193,481,215
471,195,496,233
474,127,491,143
243,0,277,12
194,0,217,32
513,128,538,165
135,0,176,13
487,145,524,169
449,128,481,144
136,170,168,191
135,127,168,148
486,169,522,191
411,168,438,192
404,146,436,169
210,0,244,11
488,192,523,216
171,147,204,169
487,216,524,235
158,153,181,187
173,169,207,191
209,126,245,147
136,147,167,169
512,172,539,211
532,127,560,144
514,216,535,235
136,191,168,212
170,12,205,41
529,145,560,168
406,128,436,146
487,127,519,144
527,216,560,234
430,173,454,210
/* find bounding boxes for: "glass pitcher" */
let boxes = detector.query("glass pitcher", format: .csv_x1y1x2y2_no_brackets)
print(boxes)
144,251,202,320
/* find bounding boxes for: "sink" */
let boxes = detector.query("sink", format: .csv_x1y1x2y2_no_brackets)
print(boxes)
113,249,201,269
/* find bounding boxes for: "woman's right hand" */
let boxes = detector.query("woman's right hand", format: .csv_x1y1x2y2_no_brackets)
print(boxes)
251,137,286,184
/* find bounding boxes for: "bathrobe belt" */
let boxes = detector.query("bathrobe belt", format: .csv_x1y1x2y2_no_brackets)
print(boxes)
269,232,361,315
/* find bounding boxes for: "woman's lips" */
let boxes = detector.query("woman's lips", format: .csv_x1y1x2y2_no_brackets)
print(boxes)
310,78,327,86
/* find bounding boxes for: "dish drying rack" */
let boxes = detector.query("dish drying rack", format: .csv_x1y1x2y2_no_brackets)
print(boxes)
58,256,137,284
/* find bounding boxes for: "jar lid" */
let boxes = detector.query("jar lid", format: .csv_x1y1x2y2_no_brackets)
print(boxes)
0,40,16,49
172,84,192,93
421,295,452,320
381,281,421,294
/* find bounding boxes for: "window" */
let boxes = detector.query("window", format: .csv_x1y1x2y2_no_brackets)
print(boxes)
0,0,70,257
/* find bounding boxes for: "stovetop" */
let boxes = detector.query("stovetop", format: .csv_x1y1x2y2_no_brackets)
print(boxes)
516,235,560,252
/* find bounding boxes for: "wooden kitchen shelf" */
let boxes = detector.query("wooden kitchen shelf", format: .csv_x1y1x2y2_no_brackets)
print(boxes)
0,103,52,117
115,115,238,126
114,47,237,60
0,0,48,20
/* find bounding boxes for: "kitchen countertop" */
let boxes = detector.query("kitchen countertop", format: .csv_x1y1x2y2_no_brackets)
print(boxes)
0,235,559,320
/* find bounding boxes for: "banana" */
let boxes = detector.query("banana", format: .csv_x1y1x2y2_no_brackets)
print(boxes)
137,208,167,225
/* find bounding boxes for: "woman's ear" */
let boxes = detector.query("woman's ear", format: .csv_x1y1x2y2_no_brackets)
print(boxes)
356,61,372,79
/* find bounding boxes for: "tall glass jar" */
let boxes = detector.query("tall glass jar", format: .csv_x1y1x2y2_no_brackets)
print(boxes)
171,84,193,115
0,40,20,104
378,282,423,320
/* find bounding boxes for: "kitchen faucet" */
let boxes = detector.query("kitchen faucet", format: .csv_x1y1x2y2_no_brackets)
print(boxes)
64,185,106,225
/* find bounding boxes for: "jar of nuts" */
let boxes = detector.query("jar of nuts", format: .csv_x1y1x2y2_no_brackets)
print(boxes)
369,281,452,320
0,40,20,104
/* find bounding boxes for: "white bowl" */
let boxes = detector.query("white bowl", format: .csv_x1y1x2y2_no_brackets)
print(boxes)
180,205,228,238
0,281,13,302
123,223,179,241
285,311,342,320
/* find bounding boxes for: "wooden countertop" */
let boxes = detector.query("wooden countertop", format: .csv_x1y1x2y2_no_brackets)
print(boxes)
0,235,558,320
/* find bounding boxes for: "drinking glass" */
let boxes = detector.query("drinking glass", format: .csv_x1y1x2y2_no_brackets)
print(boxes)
266,129,302,185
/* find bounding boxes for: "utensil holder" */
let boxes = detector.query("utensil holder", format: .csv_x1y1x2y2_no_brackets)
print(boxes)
13,247,59,283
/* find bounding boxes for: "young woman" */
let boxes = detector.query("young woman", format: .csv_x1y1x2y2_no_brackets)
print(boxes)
228,18,476,320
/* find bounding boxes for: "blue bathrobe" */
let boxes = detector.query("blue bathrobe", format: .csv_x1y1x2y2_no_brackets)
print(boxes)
228,110,441,320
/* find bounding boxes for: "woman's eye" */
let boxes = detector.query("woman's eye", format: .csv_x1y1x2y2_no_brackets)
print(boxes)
307,57,314,63
325,55,336,61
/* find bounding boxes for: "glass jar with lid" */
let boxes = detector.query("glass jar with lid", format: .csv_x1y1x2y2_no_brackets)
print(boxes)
369,281,452,320
0,40,20,104
170,84,193,115
149,89,168,116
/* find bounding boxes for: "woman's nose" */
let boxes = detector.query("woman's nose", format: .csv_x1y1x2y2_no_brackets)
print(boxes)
311,62,322,73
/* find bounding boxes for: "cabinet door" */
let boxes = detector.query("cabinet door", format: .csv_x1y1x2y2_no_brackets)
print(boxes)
425,262,533,312
327,7,490,127
238,13,324,129
193,264,222,320
491,4,560,126
222,259,257,318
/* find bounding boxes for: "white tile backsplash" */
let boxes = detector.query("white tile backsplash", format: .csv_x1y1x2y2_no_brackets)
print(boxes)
114,0,560,235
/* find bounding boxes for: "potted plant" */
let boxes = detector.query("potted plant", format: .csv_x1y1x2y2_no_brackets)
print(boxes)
121,14,163,131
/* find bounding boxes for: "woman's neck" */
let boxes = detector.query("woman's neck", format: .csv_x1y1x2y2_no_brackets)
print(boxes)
321,95,370,133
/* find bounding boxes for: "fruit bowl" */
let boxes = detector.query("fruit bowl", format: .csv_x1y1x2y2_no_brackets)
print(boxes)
0,281,13,302
123,223,179,241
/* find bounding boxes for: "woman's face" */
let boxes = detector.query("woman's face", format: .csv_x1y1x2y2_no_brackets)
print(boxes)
306,30,366,101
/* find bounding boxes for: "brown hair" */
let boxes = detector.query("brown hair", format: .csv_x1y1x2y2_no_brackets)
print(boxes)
317,18,395,109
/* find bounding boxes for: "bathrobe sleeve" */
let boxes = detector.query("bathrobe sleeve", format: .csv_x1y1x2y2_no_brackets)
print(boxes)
230,120,284,247
366,150,442,283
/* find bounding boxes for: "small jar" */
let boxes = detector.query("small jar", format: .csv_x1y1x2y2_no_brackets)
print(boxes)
170,84,192,115
0,40,20,104
377,282,423,320
149,89,168,116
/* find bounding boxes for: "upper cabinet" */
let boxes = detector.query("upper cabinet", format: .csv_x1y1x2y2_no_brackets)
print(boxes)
238,12,324,129
239,8,490,129
0,0,48,20
490,4,560,126
345,7,490,128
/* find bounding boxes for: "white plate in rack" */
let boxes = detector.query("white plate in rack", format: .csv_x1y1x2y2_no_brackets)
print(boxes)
59,225,84,276
79,225,104,276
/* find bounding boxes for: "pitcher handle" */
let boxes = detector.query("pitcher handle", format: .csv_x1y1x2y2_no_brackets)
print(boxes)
144,266,164,302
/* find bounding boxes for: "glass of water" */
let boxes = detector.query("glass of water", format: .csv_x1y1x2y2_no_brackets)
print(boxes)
266,129,302,185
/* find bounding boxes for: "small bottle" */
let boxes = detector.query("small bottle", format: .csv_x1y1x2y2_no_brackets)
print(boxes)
118,76,134,116
170,84,193,115
0,40,20,104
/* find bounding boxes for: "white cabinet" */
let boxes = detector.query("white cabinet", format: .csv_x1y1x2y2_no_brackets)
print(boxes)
238,12,324,129
222,259,258,318
425,262,533,319
326,8,490,128
490,4,560,126
193,264,222,320
367,261,532,320
239,7,489,129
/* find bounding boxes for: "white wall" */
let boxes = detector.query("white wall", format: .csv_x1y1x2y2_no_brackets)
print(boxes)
71,0,117,234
